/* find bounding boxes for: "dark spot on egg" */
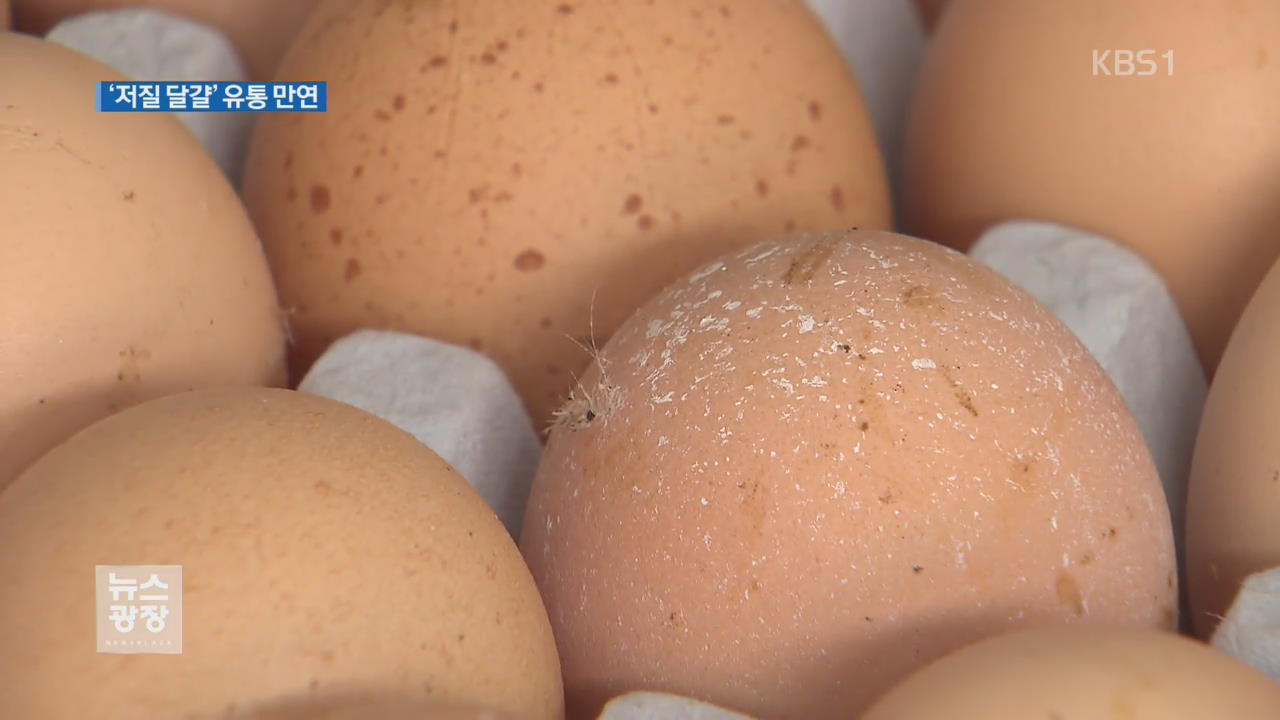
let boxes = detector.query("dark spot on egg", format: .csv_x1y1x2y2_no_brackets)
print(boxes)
716,114,735,125
556,3,574,14
1055,573,1085,615
783,219,796,232
648,103,659,114
282,152,293,169
603,72,619,84
637,214,655,231
344,258,362,281
533,82,545,93
468,337,484,350
622,194,643,214
860,421,869,431
755,179,769,197
352,164,364,179
310,184,331,213
286,186,297,202
830,184,845,211
329,227,343,245
514,249,546,271
448,18,459,33
791,135,811,152
373,108,392,122
480,52,497,64
511,162,523,176
540,317,553,329
314,480,333,496
719,5,731,17
808,100,822,121
122,190,135,201
392,94,405,111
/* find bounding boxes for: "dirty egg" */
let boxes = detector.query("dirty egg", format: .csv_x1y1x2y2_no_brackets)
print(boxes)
520,228,1176,719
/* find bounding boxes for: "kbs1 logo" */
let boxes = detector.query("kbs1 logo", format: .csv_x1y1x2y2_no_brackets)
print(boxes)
1092,49,1174,77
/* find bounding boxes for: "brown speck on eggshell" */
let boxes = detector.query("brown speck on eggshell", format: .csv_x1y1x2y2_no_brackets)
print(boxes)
514,249,546,271
309,184,331,213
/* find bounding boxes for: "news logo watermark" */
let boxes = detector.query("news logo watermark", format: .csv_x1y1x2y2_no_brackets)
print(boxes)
96,82,327,112
1092,49,1174,76
95,565,182,654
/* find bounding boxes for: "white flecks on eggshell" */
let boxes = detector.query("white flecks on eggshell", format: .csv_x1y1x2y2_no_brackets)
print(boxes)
969,219,1207,592
521,229,1176,719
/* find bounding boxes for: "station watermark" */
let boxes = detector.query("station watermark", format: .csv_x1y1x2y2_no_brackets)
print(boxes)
1092,49,1174,76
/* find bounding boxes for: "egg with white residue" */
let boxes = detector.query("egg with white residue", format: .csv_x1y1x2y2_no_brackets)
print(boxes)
520,229,1176,719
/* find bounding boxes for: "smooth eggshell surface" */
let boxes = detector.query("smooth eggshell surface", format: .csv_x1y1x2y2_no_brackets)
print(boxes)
1187,253,1280,637
242,0,891,427
903,0,1280,374
861,625,1280,719
0,388,563,720
232,692,514,720
12,0,318,80
0,33,285,490
521,229,1176,718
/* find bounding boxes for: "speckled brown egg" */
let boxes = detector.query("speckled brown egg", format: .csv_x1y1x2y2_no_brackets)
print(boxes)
861,625,1280,719
241,0,891,427
1186,251,1280,638
0,33,285,491
0,388,563,720
12,0,319,80
520,229,1176,719
903,0,1280,375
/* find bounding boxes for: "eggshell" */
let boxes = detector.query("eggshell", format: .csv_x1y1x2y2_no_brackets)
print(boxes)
0,33,285,490
861,625,1280,719
12,0,318,79
1186,252,1280,637
520,229,1176,718
242,0,891,427
233,691,514,720
903,0,1280,373
1,2,10,29
0,388,563,720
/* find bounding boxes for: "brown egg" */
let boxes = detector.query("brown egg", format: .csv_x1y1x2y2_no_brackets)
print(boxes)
0,33,285,490
0,388,563,720
1186,252,1280,638
11,0,319,80
520,230,1176,719
242,0,891,427
235,691,514,720
903,0,1280,374
861,625,1280,718
1,2,10,29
